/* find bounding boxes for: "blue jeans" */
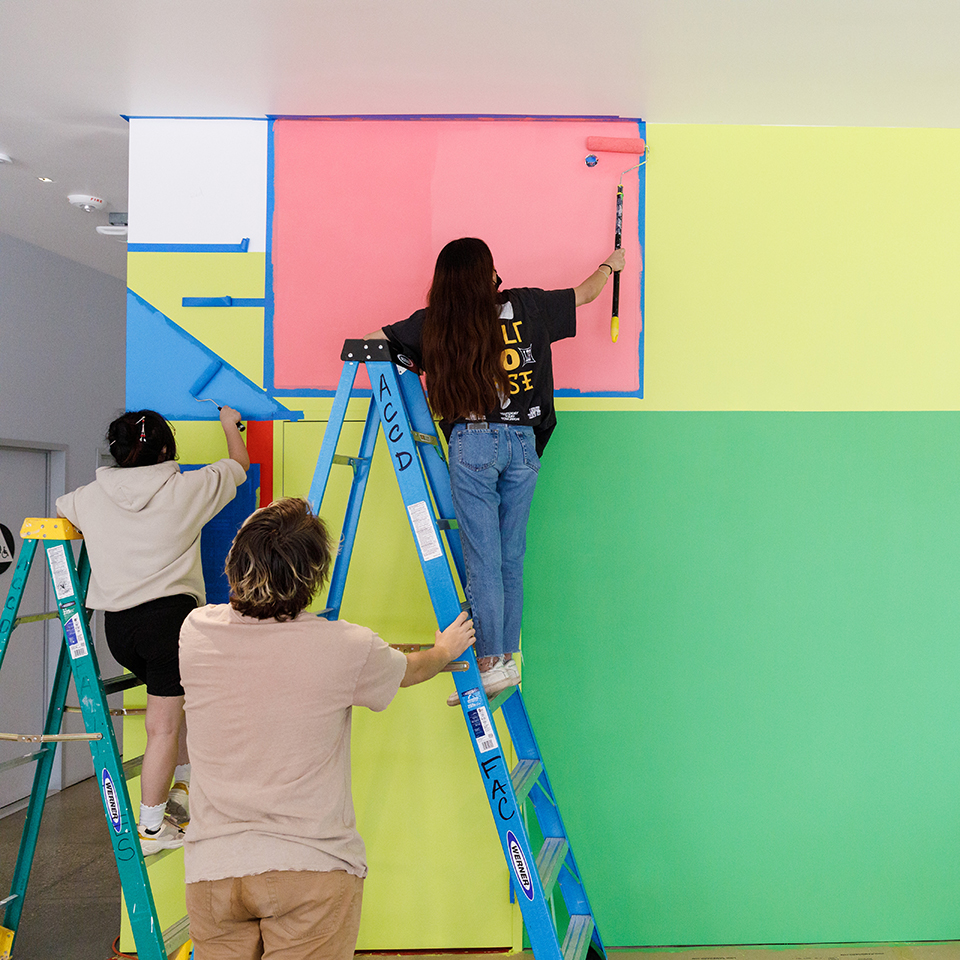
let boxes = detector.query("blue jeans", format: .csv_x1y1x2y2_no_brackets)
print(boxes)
448,423,540,659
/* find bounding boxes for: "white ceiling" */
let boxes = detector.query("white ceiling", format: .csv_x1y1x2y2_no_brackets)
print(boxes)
3,0,960,281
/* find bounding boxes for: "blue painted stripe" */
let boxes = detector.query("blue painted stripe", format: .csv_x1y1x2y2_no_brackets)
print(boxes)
636,118,647,399
182,297,266,307
128,238,250,253
264,118,277,393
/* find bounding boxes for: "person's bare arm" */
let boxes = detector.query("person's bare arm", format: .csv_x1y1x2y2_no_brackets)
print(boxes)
363,329,388,340
401,611,475,687
573,248,626,307
219,406,250,471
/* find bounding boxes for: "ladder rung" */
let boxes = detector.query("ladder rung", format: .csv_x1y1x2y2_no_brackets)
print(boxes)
511,758,543,804
536,836,569,898
389,644,469,671
0,731,101,743
64,705,145,717
411,431,438,446
436,518,459,530
332,454,370,468
562,914,595,960
13,611,60,626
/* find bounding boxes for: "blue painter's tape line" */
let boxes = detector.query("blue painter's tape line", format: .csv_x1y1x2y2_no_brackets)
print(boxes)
269,388,376,399
128,239,250,253
122,115,269,122
182,297,266,307
268,113,641,123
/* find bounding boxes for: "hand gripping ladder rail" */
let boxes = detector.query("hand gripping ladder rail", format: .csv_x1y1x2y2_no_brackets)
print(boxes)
0,518,184,960
308,340,605,960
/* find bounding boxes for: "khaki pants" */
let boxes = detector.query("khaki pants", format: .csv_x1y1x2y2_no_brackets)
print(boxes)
186,870,364,960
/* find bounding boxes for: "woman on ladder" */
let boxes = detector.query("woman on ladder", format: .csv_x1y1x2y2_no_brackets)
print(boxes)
365,237,624,704
57,406,249,852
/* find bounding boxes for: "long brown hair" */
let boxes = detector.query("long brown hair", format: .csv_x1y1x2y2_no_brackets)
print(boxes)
421,238,509,421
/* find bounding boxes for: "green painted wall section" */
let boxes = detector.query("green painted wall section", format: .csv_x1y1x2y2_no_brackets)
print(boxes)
524,411,960,945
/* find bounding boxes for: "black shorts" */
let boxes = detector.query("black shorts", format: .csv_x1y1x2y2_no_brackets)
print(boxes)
104,594,197,698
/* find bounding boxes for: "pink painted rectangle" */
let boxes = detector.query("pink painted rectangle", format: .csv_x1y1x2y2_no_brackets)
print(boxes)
271,118,643,393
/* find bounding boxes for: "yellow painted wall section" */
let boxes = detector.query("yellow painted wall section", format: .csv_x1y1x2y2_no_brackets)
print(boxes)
127,252,266,388
638,124,960,411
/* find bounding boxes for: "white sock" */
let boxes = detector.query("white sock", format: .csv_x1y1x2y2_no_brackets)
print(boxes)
173,764,191,785
139,801,166,834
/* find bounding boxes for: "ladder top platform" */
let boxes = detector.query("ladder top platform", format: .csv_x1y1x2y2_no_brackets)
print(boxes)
341,338,417,369
20,518,82,540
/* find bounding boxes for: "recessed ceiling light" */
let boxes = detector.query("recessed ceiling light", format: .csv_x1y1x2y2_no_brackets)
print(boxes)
38,176,54,182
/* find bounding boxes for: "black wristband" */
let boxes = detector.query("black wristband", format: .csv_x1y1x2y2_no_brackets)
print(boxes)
599,263,613,276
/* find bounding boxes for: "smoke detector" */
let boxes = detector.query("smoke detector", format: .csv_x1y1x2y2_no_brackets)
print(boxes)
68,194,105,213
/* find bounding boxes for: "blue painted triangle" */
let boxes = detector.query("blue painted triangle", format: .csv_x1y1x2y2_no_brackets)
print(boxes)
126,290,303,422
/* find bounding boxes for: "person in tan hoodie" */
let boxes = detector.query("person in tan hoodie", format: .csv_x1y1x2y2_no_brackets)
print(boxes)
56,406,249,854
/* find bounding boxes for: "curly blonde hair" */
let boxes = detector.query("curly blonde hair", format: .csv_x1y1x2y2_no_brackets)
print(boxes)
226,498,332,621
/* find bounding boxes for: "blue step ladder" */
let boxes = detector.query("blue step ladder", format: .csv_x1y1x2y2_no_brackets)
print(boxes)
308,339,605,960
0,518,184,960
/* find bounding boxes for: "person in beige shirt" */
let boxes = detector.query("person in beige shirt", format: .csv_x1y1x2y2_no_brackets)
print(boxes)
179,497,475,960
57,406,249,854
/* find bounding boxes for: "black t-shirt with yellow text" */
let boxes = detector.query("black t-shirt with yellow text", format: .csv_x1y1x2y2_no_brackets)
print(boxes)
383,287,576,456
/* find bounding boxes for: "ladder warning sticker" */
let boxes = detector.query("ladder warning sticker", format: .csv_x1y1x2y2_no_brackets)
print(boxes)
0,523,14,576
64,613,88,660
46,544,74,599
467,702,498,753
407,501,442,561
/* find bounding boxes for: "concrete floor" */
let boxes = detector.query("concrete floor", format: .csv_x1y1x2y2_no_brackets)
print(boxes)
3,782,960,960
0,776,120,960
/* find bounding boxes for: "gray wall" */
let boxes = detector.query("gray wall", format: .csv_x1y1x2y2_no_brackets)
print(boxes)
0,231,126,791
0,231,126,486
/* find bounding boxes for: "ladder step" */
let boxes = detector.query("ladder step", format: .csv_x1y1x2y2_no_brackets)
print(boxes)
562,914,596,960
511,758,543,804
487,685,519,712
536,836,569,897
436,518,459,530
0,751,47,775
102,673,144,695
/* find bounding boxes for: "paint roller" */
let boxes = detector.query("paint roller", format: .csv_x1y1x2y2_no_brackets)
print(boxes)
189,360,245,431
585,136,646,343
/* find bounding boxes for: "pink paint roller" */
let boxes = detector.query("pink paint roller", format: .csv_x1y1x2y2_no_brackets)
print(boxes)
585,136,646,343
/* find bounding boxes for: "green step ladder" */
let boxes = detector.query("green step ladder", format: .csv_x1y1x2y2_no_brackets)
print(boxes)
308,339,605,960
0,517,185,960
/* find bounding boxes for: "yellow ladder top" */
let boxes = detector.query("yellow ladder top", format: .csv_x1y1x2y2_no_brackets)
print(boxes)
20,518,83,540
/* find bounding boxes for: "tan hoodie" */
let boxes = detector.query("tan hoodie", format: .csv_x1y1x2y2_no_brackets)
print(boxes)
56,459,247,611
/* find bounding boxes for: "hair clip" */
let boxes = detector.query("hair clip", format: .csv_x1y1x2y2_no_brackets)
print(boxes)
137,416,146,442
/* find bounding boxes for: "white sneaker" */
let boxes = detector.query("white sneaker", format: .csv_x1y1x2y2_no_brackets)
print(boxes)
139,821,184,856
447,656,520,706
165,781,190,829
